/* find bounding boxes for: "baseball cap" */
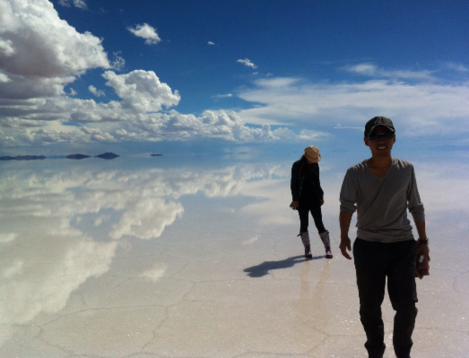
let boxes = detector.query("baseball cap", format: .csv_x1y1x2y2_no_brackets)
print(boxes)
364,116,395,137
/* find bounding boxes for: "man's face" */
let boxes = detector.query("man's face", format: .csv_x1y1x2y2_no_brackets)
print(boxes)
364,126,396,157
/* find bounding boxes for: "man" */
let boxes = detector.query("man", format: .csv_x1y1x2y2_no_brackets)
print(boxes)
339,116,430,358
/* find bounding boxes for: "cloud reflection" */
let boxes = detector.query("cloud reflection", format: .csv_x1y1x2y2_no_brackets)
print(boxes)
0,160,281,337
0,153,468,354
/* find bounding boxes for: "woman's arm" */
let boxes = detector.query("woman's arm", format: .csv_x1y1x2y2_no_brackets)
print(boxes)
290,161,300,202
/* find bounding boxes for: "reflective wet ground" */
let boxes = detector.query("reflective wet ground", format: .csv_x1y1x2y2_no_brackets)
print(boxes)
1,153,468,357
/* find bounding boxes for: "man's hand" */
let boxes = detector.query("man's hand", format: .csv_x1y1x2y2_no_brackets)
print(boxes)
416,242,430,260
416,242,430,279
291,201,299,209
339,211,353,260
340,237,352,260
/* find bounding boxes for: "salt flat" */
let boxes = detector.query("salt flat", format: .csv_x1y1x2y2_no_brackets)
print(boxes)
0,155,467,357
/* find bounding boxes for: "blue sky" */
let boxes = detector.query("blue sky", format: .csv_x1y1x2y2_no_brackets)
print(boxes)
1,0,469,154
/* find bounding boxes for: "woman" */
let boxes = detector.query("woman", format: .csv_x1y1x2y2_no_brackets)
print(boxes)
290,146,332,259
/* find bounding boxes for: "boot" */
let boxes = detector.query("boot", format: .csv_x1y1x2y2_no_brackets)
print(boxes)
319,230,333,259
299,232,313,259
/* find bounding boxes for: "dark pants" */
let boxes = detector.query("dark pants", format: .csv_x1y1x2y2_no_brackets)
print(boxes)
298,201,326,234
353,238,418,358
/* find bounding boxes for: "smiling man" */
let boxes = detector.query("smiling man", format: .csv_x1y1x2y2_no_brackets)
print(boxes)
339,116,430,358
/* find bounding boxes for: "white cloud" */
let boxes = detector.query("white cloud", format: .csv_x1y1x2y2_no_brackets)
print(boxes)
2,67,469,147
208,41,215,45
113,110,278,142
0,233,16,243
0,160,286,343
0,38,15,56
213,93,232,98
236,76,469,137
0,2,467,149
58,0,87,9
445,62,469,73
242,236,258,245
0,0,109,79
111,52,126,71
0,74,76,99
88,85,105,97
270,127,297,139
0,0,109,108
109,198,184,240
128,23,161,45
142,263,168,282
237,58,257,69
344,63,433,80
0,72,10,83
298,129,330,140
94,214,110,226
103,70,180,113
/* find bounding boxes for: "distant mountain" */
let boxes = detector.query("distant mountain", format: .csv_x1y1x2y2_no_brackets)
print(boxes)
0,152,120,161
150,153,163,157
95,152,119,159
0,155,46,161
66,154,91,160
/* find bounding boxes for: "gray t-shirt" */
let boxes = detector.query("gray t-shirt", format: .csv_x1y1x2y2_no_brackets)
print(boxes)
340,157,425,243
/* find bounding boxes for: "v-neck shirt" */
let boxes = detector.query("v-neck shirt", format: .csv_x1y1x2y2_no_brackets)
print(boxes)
340,157,425,243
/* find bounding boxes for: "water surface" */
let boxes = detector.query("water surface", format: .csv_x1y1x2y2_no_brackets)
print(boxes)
0,154,467,357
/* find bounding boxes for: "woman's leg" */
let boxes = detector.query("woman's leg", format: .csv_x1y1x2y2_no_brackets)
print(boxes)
310,202,333,258
309,202,326,233
298,207,309,233
297,207,312,258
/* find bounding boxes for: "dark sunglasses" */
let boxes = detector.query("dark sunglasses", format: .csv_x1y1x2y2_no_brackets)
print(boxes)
368,133,394,141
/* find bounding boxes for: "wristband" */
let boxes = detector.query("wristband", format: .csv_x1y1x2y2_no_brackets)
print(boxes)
418,238,429,245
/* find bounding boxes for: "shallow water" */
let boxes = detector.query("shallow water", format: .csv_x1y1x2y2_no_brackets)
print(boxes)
0,153,468,357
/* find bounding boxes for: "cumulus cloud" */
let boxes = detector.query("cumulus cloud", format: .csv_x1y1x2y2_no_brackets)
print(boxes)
270,127,297,139
237,58,257,69
0,0,109,79
0,39,15,56
0,72,10,83
88,85,105,97
111,52,126,71
0,0,109,108
123,110,278,142
103,70,180,112
1,2,467,148
128,23,161,45
0,106,281,146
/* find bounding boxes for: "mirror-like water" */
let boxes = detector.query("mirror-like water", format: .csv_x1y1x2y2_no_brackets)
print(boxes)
1,155,468,357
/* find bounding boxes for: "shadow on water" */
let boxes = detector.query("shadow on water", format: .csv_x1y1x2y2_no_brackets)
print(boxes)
244,254,326,278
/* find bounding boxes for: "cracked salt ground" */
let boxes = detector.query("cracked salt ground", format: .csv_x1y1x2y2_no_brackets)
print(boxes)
0,156,468,357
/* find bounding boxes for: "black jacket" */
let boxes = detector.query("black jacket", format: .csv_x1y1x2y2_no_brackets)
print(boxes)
290,160,324,202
